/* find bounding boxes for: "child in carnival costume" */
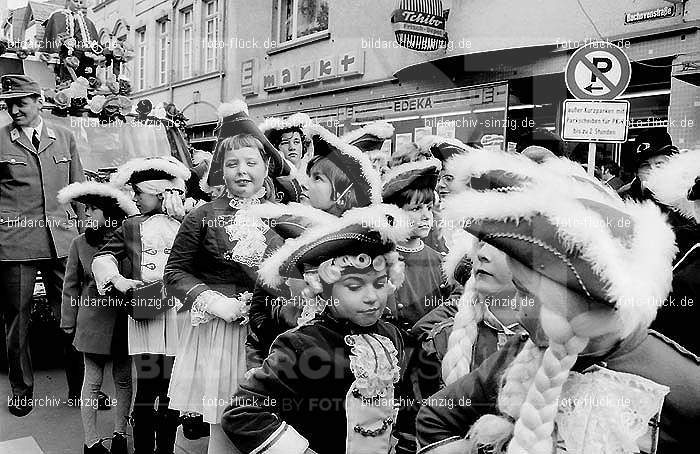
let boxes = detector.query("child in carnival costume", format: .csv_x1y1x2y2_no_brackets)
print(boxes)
416,158,700,453
221,204,412,454
59,181,139,454
247,121,384,365
92,156,189,454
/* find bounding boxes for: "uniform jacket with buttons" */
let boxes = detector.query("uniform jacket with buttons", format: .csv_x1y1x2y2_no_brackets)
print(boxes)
0,118,84,260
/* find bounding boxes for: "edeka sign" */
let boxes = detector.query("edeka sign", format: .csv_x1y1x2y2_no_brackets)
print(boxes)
391,0,447,51
394,96,433,112
259,50,365,93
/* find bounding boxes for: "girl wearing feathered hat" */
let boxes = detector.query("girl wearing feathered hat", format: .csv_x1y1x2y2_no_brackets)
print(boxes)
246,122,385,366
647,150,700,356
416,165,700,453
164,100,306,453
221,204,411,454
58,181,139,454
91,156,190,454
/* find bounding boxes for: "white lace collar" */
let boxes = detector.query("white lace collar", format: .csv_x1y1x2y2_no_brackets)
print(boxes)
556,366,669,454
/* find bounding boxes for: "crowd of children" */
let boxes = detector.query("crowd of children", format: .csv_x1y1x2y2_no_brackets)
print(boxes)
57,99,698,454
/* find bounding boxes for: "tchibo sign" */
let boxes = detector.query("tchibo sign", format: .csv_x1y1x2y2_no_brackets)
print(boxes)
391,0,448,51
625,5,675,24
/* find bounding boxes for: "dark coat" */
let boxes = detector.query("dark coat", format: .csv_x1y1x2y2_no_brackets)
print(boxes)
0,119,84,260
164,197,284,309
221,313,405,454
652,243,700,356
416,330,700,453
60,232,128,356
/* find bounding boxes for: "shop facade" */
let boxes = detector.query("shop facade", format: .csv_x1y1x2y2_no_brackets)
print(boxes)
234,0,700,171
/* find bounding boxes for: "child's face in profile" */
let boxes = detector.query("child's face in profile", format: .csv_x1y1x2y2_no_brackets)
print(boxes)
330,268,390,327
402,200,434,239
84,204,106,229
132,186,162,215
306,164,335,211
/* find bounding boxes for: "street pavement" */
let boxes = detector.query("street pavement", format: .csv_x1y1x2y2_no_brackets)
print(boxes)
0,368,208,454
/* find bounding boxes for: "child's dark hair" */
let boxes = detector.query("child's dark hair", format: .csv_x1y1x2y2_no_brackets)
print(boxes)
384,186,435,208
306,156,361,215
268,126,307,156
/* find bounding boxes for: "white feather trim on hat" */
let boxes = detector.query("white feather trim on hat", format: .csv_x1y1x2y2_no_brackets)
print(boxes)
340,121,395,145
109,156,191,188
381,157,442,187
57,181,139,216
536,155,623,204
258,204,413,289
441,187,676,337
217,99,249,119
192,150,213,166
443,149,541,188
646,150,700,222
259,112,313,135
307,122,383,205
416,135,469,153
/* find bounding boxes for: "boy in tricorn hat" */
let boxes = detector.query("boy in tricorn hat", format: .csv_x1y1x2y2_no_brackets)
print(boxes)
222,204,411,454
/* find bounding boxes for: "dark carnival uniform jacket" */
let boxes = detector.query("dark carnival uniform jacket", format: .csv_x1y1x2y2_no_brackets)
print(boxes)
61,231,128,356
163,197,284,309
416,329,700,453
0,119,84,260
222,313,407,454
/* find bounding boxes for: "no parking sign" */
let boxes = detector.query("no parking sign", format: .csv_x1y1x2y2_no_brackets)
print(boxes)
565,42,632,100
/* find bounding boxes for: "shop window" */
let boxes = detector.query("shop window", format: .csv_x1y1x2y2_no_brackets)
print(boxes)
276,0,329,43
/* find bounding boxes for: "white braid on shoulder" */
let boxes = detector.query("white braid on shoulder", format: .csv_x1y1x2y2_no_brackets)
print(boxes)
442,277,483,385
465,340,544,454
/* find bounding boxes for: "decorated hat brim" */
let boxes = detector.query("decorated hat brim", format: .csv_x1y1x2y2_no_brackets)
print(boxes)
109,156,190,188
259,204,412,289
307,123,383,206
442,187,676,337
382,158,442,200
57,181,139,217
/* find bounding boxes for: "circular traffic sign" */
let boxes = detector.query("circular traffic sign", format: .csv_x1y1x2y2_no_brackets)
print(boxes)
565,42,632,100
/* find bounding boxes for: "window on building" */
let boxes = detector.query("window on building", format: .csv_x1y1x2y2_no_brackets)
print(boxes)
276,0,329,43
136,28,146,90
157,19,168,85
181,8,193,79
203,0,220,72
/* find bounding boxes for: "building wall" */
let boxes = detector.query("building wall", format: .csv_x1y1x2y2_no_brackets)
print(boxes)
91,0,231,129
232,0,699,151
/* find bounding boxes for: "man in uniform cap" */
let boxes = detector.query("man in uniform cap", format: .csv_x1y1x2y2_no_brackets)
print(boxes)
0,74,85,416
